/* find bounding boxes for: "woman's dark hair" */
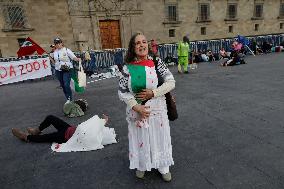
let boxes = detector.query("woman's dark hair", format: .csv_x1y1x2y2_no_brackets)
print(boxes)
125,33,142,63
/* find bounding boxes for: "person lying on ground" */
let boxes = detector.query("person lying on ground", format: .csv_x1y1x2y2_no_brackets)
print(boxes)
11,114,109,144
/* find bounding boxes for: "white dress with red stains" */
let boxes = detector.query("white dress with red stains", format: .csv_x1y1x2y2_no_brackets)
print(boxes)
118,57,175,171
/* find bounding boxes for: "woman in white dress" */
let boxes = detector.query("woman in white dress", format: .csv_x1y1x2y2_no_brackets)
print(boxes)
118,33,175,182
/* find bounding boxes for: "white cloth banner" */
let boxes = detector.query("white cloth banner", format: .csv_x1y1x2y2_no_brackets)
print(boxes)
0,57,52,86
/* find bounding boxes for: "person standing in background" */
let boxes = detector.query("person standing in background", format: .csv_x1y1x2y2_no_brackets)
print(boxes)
150,39,158,57
50,37,80,103
177,36,190,74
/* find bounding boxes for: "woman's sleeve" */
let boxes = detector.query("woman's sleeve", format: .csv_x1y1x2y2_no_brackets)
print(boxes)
66,48,77,60
152,58,175,97
118,66,138,109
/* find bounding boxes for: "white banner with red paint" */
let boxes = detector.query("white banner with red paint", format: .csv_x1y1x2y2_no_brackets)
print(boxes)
0,57,52,86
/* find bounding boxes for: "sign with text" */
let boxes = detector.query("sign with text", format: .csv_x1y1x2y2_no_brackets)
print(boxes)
0,57,52,86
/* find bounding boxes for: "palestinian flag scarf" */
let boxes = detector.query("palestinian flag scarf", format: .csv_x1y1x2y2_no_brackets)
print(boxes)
127,59,157,103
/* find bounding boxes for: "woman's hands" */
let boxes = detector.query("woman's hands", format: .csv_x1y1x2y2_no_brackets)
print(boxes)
132,105,150,119
102,114,109,125
132,89,154,119
135,89,154,101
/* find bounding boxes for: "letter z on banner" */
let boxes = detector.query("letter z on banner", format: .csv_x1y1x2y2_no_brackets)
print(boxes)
0,57,52,86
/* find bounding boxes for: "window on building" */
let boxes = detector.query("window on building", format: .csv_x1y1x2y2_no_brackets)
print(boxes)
255,24,259,31
227,4,237,19
199,4,210,21
201,27,206,35
254,4,263,18
280,23,284,29
280,3,284,18
229,25,233,33
169,29,175,37
167,5,177,21
3,5,27,29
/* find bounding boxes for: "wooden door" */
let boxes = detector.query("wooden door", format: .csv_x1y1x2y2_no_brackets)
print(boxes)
99,20,121,49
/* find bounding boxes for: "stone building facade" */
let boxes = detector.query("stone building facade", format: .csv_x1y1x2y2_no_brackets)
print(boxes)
0,0,284,57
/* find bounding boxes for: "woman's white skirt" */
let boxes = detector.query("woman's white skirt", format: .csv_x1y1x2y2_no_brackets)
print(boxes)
126,96,174,171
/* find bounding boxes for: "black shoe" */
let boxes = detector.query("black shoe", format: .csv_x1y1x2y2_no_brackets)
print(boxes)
184,71,189,74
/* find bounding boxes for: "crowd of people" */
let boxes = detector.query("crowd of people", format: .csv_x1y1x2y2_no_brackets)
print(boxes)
178,38,283,67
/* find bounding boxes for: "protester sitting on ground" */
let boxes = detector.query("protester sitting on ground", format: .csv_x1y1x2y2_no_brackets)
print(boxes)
193,50,203,63
256,44,263,54
201,50,209,62
251,40,263,55
12,114,109,144
221,50,246,66
164,53,176,66
213,52,220,61
206,50,215,62
219,47,230,59
261,41,272,53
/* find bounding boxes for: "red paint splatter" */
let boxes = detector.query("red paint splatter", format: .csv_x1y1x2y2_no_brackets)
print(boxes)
136,123,142,128
55,144,60,149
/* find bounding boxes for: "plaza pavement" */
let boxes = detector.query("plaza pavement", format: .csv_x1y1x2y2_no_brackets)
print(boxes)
0,53,284,189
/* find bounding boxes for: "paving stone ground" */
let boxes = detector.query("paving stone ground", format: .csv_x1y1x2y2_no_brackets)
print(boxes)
1,53,284,189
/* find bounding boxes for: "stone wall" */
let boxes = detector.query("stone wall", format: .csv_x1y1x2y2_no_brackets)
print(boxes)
0,0,75,57
0,0,283,57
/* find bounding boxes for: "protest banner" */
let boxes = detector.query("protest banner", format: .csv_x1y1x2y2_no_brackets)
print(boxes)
0,57,52,86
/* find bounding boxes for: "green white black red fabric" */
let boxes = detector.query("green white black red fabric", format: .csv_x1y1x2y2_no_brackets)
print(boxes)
17,37,45,57
71,69,85,93
118,56,175,171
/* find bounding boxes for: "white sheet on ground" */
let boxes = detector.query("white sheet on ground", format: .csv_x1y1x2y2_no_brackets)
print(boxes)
51,115,117,152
